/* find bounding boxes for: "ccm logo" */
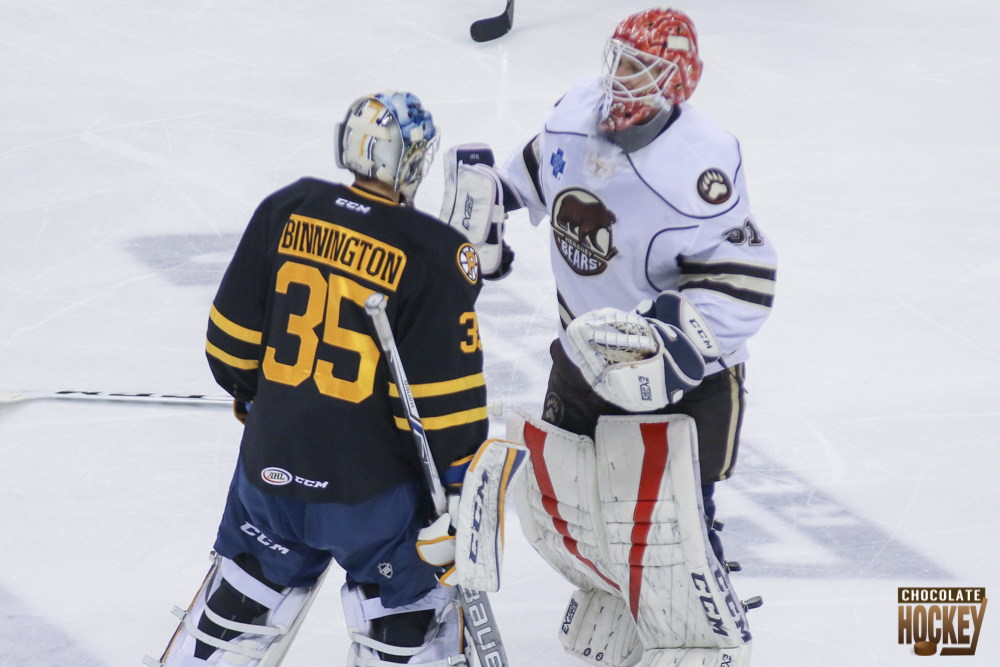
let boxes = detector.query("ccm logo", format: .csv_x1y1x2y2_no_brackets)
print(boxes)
336,198,371,214
468,470,489,564
261,467,329,489
240,522,289,554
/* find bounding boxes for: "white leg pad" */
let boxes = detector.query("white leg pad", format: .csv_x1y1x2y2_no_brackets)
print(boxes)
640,646,751,667
149,552,324,667
507,409,619,595
559,588,642,667
594,415,752,653
342,582,465,667
454,438,530,592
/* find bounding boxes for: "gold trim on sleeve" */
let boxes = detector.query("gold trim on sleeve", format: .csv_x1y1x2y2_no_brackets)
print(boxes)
209,306,262,345
206,340,260,370
394,406,489,431
388,372,486,398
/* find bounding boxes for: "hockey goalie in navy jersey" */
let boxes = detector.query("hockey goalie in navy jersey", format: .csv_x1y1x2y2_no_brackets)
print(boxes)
145,92,523,667
497,8,776,667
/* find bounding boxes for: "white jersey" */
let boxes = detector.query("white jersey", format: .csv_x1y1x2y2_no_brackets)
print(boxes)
500,76,777,375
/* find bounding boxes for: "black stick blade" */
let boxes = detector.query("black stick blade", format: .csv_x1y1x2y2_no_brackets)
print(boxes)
471,0,514,42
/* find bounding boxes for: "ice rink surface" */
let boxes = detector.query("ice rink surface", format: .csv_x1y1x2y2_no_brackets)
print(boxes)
1,0,998,664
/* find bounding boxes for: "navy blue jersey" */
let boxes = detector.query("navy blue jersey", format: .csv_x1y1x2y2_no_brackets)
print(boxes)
206,178,488,504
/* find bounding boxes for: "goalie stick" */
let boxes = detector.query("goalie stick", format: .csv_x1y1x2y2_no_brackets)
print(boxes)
0,389,232,407
471,0,514,42
364,292,511,667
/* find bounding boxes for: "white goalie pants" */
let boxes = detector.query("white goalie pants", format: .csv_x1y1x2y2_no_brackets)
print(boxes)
509,410,752,667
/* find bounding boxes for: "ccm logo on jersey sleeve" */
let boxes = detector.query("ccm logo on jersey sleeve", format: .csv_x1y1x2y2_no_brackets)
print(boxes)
279,214,407,292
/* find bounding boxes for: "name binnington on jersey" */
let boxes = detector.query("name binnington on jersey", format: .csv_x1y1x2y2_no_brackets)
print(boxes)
279,214,407,292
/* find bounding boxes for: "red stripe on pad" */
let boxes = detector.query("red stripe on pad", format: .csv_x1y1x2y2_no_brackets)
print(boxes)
523,421,620,591
628,422,671,620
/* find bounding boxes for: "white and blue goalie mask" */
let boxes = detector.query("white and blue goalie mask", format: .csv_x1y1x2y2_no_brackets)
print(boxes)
335,90,439,203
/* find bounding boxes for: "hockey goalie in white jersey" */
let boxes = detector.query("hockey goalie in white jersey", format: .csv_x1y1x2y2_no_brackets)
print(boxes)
494,7,777,667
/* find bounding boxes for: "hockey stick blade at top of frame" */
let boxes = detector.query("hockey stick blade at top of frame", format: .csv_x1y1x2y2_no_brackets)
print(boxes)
471,0,514,42
0,389,233,407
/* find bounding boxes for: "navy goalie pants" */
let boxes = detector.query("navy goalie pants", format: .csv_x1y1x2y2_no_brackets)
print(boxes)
213,457,438,608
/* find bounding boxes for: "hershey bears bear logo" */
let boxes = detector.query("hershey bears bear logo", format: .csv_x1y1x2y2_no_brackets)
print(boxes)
551,188,618,276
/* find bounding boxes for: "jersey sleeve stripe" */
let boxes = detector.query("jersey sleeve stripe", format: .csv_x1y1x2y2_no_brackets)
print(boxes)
679,282,774,308
388,372,486,398
556,289,576,331
679,272,775,296
394,406,489,431
209,305,263,345
678,258,777,281
521,134,546,207
206,340,260,370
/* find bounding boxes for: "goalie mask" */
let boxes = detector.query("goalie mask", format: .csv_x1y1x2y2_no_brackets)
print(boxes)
600,8,703,133
335,90,440,203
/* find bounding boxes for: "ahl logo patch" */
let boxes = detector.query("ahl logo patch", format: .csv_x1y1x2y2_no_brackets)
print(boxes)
550,188,618,276
457,243,480,284
697,169,733,205
378,562,394,579
261,467,292,486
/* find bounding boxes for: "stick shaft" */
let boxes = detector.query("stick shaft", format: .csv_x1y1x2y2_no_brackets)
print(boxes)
364,292,447,516
0,390,232,407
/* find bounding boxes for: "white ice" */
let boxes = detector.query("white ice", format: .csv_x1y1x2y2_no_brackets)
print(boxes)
1,1,998,665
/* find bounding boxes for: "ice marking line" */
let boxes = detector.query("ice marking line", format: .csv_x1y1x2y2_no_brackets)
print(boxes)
721,447,948,579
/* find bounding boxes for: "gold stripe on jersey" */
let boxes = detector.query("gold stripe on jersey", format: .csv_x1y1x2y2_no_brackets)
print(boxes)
388,372,486,398
394,406,489,431
210,305,262,345
206,340,259,370
278,214,407,292
450,454,475,467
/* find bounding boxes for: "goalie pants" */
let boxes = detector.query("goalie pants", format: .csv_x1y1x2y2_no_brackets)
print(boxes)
542,339,746,483
213,458,439,608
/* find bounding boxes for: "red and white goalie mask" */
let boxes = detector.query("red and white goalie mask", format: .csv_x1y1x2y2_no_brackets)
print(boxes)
600,8,703,133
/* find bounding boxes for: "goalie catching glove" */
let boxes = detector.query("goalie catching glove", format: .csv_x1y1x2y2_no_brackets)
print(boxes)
415,439,529,592
439,143,518,279
636,290,723,363
566,308,707,412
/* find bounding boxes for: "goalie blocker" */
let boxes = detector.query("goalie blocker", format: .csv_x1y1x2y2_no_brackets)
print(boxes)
439,143,520,279
508,409,755,667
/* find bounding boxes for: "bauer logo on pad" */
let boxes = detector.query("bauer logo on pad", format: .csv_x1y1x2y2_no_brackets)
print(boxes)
897,587,987,656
